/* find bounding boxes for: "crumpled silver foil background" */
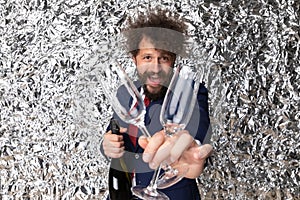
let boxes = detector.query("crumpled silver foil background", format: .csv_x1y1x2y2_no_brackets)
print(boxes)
0,0,299,199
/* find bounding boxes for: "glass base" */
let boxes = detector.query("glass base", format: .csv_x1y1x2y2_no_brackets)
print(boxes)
156,164,189,189
131,185,169,200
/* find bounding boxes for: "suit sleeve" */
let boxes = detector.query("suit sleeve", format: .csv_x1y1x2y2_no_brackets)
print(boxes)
195,82,211,144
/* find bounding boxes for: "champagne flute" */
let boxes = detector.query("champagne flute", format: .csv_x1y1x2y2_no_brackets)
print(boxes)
156,65,200,189
98,60,169,200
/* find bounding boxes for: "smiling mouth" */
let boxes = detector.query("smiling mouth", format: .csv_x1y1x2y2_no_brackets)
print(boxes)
148,75,162,86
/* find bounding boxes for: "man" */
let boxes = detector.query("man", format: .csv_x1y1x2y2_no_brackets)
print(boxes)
102,9,213,200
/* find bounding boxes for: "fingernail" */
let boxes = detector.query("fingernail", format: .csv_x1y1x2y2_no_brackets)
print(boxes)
195,152,205,159
139,136,147,140
143,153,151,162
150,162,157,169
120,127,127,132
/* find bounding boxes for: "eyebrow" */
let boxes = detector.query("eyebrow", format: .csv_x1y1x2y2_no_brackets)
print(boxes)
140,53,152,57
139,51,173,57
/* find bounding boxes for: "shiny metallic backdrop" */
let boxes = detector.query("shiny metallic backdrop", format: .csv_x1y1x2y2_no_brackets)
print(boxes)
0,0,299,199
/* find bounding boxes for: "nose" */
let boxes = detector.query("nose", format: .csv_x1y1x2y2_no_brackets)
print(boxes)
151,58,161,73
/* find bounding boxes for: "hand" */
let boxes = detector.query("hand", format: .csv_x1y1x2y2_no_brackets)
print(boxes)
102,127,127,158
138,130,213,178
171,142,213,179
138,130,194,169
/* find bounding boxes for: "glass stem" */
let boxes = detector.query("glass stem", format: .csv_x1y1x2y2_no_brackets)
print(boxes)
147,165,162,191
139,124,151,138
137,123,162,193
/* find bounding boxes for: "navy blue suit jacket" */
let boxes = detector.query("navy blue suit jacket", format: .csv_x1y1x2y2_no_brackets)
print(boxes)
105,81,210,200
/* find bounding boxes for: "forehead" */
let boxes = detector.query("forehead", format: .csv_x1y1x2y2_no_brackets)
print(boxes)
139,36,155,49
138,36,174,56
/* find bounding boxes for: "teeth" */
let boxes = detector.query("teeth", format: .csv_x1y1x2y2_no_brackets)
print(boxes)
150,76,160,82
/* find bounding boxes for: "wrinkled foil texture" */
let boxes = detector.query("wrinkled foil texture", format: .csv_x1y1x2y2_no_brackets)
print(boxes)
0,0,299,199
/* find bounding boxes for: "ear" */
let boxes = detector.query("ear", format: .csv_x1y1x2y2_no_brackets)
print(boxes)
132,56,137,65
172,55,177,67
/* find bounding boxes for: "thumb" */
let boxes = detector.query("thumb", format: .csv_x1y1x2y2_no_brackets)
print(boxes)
138,136,149,149
193,144,213,160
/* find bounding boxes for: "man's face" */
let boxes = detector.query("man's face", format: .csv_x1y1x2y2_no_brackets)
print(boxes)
133,36,175,96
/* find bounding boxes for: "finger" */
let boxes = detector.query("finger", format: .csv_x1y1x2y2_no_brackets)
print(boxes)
107,151,125,158
170,130,193,163
104,140,125,149
103,140,125,158
193,144,213,160
103,135,124,147
103,146,125,158
103,143,124,156
138,136,149,149
105,132,123,142
150,136,177,169
119,127,127,133
106,144,125,153
102,131,125,158
105,128,126,141
142,131,165,163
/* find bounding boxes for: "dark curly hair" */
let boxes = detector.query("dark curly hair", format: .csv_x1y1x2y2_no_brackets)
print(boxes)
122,9,188,57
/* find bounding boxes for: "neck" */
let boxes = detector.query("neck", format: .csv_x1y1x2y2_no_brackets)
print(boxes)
143,84,167,101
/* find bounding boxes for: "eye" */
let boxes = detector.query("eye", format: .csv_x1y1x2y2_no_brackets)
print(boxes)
143,55,152,61
161,56,171,63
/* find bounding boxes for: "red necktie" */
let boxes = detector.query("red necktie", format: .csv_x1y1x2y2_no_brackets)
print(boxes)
128,96,150,147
